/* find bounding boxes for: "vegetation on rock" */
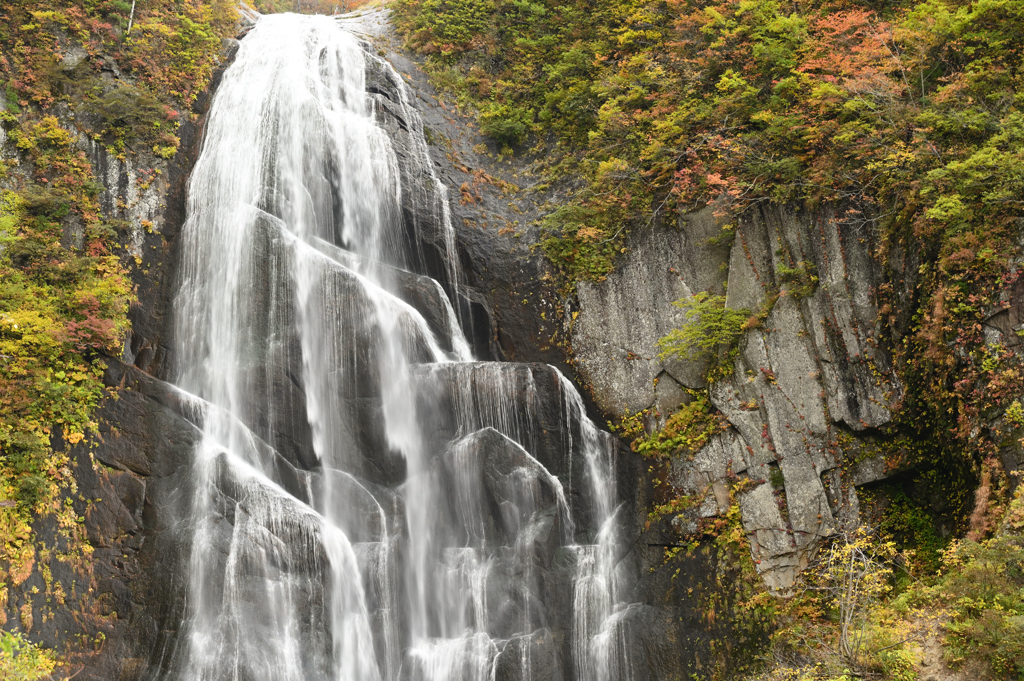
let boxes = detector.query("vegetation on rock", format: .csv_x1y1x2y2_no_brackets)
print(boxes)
0,629,56,679
657,292,750,378
0,0,235,661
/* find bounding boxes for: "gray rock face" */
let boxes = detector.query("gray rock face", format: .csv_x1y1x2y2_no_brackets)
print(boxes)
573,203,904,590
0,360,204,681
571,208,730,420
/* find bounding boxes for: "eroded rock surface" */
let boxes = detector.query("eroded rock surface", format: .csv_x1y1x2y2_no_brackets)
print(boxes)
572,203,904,590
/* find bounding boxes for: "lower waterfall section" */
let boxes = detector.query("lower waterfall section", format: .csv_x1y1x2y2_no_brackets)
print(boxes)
164,13,638,681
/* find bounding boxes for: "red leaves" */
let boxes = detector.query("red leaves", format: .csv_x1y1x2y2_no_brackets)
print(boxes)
63,294,118,351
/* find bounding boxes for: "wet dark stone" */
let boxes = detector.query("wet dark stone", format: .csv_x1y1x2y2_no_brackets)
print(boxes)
493,629,562,681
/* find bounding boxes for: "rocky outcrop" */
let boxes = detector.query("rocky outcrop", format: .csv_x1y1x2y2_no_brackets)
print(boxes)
571,203,904,590
363,22,570,371
0,358,202,680
570,207,731,420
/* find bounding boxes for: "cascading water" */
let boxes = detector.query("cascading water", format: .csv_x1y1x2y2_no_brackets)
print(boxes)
164,11,637,681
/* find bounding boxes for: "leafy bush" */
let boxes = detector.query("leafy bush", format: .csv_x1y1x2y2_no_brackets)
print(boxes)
540,195,637,285
0,631,56,680
775,261,818,300
879,491,948,574
400,0,493,58
478,102,530,147
658,292,750,377
937,526,1024,676
633,394,722,461
82,84,172,150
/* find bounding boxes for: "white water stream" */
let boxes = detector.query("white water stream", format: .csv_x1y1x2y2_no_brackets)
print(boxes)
167,12,634,681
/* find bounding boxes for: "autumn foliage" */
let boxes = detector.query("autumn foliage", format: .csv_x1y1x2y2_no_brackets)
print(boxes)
0,0,235,641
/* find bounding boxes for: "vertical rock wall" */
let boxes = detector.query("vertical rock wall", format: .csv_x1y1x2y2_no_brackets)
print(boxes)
570,204,906,590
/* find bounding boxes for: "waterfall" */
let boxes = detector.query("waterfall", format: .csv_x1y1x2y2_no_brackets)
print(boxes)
165,12,635,681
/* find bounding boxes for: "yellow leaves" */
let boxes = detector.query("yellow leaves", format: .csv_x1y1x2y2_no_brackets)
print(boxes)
7,543,36,586
0,630,57,680
132,20,177,37
18,116,76,151
93,255,128,278
750,108,777,125
0,309,63,356
28,10,69,27
924,193,968,224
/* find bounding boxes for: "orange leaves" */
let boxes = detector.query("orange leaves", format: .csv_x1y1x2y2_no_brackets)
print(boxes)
575,226,606,241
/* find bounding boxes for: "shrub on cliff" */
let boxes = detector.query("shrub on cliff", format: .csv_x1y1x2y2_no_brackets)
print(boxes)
0,630,56,680
657,292,750,378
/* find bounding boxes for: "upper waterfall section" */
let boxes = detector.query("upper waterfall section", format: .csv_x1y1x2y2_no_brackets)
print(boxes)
173,13,470,475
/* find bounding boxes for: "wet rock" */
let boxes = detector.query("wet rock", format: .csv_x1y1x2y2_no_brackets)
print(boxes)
600,604,685,681
412,361,620,541
439,428,566,551
307,467,404,542
493,628,562,681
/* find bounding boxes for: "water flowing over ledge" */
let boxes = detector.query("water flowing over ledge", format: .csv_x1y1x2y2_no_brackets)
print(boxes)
163,13,639,681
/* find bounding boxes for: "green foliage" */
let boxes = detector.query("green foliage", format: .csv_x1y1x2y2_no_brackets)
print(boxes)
933,489,1024,677
879,491,948,574
540,199,630,285
124,0,236,104
633,394,722,461
478,102,530,148
3,84,19,114
757,530,923,680
403,0,492,57
658,292,750,378
0,630,57,680
776,260,818,300
0,0,236,119
753,481,1024,680
1007,400,1024,427
82,83,179,155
